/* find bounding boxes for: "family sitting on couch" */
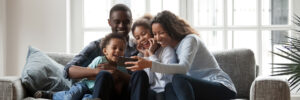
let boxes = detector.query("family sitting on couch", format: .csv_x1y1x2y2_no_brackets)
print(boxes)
33,4,237,100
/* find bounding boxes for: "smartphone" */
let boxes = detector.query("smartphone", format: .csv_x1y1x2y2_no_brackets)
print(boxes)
117,56,138,67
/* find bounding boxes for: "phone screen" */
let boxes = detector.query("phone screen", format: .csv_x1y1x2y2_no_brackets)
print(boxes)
117,56,138,67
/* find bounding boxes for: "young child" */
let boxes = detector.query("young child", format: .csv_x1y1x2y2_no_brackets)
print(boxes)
34,33,129,100
131,15,177,95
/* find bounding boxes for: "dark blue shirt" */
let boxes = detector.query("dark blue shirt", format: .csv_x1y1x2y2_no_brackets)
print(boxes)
64,38,138,79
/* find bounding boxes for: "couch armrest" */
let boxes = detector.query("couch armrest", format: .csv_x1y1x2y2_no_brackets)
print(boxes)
0,76,26,100
250,76,290,100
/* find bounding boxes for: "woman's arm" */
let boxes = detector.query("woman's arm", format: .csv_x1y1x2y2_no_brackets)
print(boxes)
151,36,198,74
127,36,199,74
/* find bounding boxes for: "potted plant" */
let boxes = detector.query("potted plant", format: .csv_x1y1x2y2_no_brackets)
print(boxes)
272,14,300,91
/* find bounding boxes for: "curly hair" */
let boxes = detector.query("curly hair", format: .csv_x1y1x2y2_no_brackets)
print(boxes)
151,10,197,41
100,33,127,50
131,14,153,36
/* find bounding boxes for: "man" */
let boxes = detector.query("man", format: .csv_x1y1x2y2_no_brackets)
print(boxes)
64,4,148,100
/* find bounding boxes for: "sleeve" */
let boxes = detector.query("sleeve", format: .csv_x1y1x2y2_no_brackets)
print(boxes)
150,36,198,74
148,55,159,62
160,46,177,64
88,56,104,69
64,39,102,79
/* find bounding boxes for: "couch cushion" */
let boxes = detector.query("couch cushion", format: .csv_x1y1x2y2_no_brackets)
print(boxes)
213,49,256,98
21,46,72,96
46,52,75,66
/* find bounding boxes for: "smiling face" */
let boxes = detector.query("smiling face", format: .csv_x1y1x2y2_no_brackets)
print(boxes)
108,10,132,37
133,26,152,49
152,23,175,47
103,38,126,63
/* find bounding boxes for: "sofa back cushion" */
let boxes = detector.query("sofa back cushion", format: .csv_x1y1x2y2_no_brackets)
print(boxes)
47,52,75,66
213,49,256,98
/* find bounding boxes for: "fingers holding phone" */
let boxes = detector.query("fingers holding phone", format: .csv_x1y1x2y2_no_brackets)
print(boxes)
117,56,138,67
125,56,152,71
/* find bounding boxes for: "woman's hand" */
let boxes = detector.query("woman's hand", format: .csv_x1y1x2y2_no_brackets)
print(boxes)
125,56,152,71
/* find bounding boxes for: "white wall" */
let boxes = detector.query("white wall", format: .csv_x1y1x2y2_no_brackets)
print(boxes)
5,0,67,76
70,0,84,53
0,0,6,77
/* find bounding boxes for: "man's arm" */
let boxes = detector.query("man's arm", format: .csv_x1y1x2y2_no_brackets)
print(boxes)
64,39,102,79
68,65,99,79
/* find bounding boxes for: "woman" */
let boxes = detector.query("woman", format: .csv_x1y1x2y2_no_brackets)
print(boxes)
126,10,237,100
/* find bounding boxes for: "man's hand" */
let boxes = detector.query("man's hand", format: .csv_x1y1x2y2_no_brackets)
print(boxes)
95,63,121,81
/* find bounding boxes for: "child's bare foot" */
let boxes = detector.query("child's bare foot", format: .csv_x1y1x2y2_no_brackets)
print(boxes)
33,91,54,99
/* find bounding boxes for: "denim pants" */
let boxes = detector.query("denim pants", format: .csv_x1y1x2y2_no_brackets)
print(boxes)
165,74,236,100
92,70,149,100
53,82,92,100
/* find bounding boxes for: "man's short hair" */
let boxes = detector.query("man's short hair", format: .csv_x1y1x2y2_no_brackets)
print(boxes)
109,4,132,19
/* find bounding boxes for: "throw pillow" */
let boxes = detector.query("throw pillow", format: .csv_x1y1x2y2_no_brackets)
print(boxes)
21,46,71,96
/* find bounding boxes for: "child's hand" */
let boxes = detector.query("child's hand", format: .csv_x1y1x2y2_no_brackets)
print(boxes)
137,43,150,57
148,38,159,55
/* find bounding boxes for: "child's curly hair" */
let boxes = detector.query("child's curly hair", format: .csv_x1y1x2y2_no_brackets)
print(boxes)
100,33,127,50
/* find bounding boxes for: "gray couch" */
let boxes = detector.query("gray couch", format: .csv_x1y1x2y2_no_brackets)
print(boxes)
0,49,291,100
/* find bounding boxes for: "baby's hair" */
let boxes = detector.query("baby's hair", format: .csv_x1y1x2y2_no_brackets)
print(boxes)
131,14,153,36
100,33,127,50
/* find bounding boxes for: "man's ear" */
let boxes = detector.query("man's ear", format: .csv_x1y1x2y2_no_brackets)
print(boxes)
108,19,112,27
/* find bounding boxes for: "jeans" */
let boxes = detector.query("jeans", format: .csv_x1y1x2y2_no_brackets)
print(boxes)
53,82,91,100
165,74,236,100
92,70,149,100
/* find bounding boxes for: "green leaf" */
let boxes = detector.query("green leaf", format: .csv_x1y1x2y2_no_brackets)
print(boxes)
277,48,300,61
272,51,300,63
272,72,295,76
290,77,300,90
